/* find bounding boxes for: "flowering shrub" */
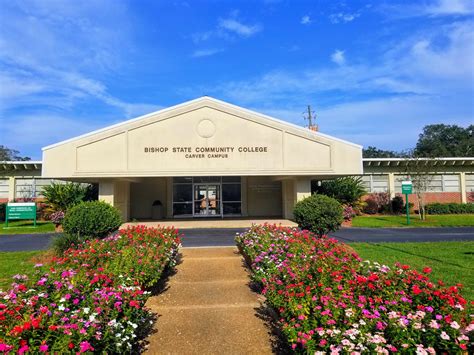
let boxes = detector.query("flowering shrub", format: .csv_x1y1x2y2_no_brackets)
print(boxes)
236,224,473,353
0,225,180,353
49,210,65,225
343,205,356,221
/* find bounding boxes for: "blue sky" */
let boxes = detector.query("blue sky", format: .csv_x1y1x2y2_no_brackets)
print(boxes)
0,0,473,160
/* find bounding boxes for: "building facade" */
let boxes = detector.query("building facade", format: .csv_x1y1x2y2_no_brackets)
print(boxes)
40,97,362,220
2,98,472,219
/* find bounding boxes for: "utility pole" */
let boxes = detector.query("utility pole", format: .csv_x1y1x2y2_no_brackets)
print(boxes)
303,105,318,131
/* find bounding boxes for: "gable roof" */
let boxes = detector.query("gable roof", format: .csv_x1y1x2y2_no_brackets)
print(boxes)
42,96,362,150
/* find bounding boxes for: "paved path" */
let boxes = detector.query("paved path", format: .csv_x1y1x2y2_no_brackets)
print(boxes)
145,247,273,354
332,227,474,243
0,233,55,251
1,227,474,251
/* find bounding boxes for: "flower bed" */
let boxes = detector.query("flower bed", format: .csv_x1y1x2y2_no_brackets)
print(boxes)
0,225,180,353
236,224,473,353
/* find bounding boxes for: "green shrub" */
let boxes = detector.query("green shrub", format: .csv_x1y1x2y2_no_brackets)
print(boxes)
42,182,97,216
62,200,122,239
313,176,366,206
52,233,86,255
391,196,405,214
0,203,5,221
426,202,474,215
293,194,343,236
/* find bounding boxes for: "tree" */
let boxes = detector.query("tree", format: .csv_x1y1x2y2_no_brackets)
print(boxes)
400,153,436,220
0,145,31,161
363,146,401,158
414,124,473,157
313,176,366,206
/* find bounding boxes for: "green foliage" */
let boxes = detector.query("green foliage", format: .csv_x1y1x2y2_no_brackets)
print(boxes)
0,145,31,161
426,203,474,215
0,203,5,221
293,194,343,236
363,146,408,158
42,182,96,215
62,200,122,239
52,233,85,255
415,124,473,157
314,176,366,206
391,196,405,214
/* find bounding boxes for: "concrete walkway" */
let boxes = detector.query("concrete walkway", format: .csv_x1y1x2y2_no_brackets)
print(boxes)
145,247,273,354
123,218,297,229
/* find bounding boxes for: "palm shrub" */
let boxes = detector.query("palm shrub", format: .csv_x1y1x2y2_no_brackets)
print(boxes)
314,176,366,206
62,200,122,239
42,182,96,216
293,194,343,236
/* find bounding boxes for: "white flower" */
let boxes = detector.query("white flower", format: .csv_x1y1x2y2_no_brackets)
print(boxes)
89,314,96,322
83,307,90,314
59,297,66,303
450,321,460,329
58,305,65,311
440,331,450,340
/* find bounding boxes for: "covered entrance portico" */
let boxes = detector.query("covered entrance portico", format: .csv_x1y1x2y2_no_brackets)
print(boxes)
41,97,363,221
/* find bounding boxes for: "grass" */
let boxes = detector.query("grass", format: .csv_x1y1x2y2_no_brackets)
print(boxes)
0,220,55,234
0,250,45,290
352,214,474,228
351,241,474,300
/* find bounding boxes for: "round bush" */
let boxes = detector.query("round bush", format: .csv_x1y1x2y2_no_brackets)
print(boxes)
62,201,122,239
293,194,343,236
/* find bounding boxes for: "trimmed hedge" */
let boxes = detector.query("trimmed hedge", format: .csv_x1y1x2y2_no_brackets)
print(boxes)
426,202,474,215
293,194,343,236
62,200,122,239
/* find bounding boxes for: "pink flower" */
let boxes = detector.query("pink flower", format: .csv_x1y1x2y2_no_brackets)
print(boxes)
39,344,49,352
79,341,94,353
0,343,13,352
440,331,450,340
18,345,29,354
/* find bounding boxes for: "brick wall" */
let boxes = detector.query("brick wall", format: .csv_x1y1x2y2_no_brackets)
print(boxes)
363,192,464,210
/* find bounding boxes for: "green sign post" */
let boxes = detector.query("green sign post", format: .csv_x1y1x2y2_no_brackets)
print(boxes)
5,202,37,228
401,181,413,225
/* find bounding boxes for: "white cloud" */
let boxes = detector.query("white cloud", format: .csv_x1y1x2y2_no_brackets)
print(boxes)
218,18,262,37
0,0,155,118
329,12,360,23
191,48,224,58
331,50,346,65
424,0,474,16
193,21,473,150
301,15,311,25
379,0,474,19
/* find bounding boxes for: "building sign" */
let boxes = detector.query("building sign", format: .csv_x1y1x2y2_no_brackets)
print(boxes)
144,146,269,159
5,202,37,227
401,181,413,194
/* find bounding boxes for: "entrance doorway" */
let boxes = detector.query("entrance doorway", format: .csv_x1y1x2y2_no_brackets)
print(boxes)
193,184,221,216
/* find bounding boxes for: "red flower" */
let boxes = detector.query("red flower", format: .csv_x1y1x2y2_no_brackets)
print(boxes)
422,267,432,274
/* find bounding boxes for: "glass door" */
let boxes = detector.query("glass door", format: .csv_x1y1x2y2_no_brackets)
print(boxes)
193,184,221,216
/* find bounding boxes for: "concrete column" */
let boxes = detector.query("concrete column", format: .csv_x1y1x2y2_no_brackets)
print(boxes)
388,173,396,199
98,180,130,221
460,172,467,203
295,178,311,201
281,180,295,219
281,178,311,219
8,177,15,201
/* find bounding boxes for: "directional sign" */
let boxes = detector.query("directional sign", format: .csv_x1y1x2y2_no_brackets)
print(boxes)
5,202,37,227
401,181,413,194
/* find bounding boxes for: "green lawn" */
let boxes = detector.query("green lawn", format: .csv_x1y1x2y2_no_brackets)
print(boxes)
0,220,55,234
351,241,474,300
0,250,44,290
352,214,474,228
